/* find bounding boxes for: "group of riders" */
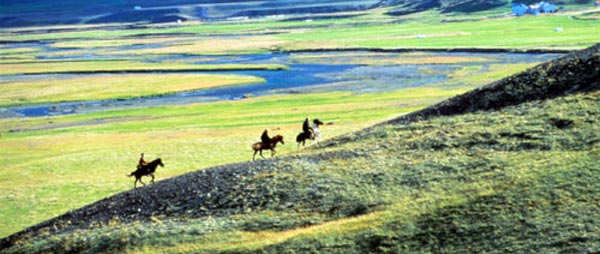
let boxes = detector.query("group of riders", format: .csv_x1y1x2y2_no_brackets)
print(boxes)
132,118,324,187
260,117,324,150
135,118,324,169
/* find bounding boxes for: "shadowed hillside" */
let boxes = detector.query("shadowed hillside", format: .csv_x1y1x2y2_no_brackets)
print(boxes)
1,43,598,253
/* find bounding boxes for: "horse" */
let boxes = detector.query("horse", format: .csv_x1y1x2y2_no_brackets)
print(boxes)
252,134,285,160
296,131,314,149
128,158,164,188
297,119,324,149
311,119,324,145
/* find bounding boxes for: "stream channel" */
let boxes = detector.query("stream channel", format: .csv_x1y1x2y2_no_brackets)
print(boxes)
0,51,561,118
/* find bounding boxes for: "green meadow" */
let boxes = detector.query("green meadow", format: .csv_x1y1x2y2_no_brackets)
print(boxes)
0,55,557,237
0,74,264,107
0,86,471,237
1,2,599,243
0,60,286,75
5,86,598,254
1,10,599,52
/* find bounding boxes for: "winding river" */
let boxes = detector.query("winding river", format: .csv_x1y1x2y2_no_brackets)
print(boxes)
0,51,561,118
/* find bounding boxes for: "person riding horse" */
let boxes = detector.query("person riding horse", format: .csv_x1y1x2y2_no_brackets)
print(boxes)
261,129,271,149
137,153,148,170
253,130,285,160
302,118,313,137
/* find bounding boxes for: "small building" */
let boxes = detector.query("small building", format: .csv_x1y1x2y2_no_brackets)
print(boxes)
514,2,558,16
540,2,556,13
512,3,528,16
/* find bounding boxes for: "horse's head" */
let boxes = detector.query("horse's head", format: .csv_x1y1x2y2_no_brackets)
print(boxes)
273,135,285,145
313,119,324,127
156,158,164,167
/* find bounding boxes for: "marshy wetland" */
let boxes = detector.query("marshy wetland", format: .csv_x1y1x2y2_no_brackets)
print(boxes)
1,2,599,252
1,50,559,118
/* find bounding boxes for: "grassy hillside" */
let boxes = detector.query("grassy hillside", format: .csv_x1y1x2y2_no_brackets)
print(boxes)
1,44,598,254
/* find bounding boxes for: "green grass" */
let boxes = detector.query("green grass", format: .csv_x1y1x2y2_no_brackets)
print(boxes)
1,8,598,51
5,88,598,254
0,4,597,250
0,85,467,238
0,60,287,75
0,74,264,107
279,15,600,50
0,47,41,56
0,51,543,238
49,37,189,49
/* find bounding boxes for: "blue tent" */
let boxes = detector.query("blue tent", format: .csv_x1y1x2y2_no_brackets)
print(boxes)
527,4,541,15
512,3,527,16
540,2,556,13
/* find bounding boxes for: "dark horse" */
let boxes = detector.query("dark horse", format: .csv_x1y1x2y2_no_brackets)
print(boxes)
252,135,285,160
296,131,314,149
296,118,323,149
128,158,164,188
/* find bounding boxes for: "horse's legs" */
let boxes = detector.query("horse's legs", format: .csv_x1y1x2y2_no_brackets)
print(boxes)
259,149,265,159
271,148,276,157
139,178,146,186
150,174,155,184
253,150,258,161
134,178,138,188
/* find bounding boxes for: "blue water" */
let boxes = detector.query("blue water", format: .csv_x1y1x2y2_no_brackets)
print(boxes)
6,63,357,117
1,51,562,118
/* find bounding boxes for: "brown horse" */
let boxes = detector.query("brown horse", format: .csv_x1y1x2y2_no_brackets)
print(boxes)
252,135,285,160
128,158,164,188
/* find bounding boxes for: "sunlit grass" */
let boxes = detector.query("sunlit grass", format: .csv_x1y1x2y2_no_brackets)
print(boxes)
119,36,284,55
1,10,598,51
0,47,41,56
0,74,264,107
50,37,191,49
290,51,492,65
0,85,467,238
0,60,287,75
7,90,595,253
279,15,600,50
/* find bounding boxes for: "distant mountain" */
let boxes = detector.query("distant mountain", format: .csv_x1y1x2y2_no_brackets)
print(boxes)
0,0,593,27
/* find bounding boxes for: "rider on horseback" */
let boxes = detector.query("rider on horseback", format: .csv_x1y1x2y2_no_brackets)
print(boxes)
302,118,314,137
261,129,271,149
137,153,148,170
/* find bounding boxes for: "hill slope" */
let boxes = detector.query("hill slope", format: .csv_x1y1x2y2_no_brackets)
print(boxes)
1,44,599,253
